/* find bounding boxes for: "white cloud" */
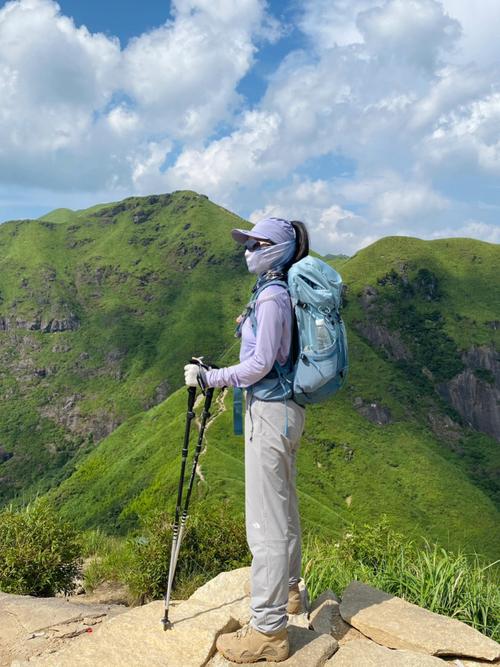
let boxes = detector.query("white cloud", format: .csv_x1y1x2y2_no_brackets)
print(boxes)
158,0,499,252
357,0,461,70
163,110,283,201
249,178,375,255
441,0,500,66
298,0,380,50
372,182,449,224
0,0,120,152
122,0,267,139
1,0,499,255
106,105,141,136
422,93,500,176
430,219,500,244
249,174,452,254
0,0,271,190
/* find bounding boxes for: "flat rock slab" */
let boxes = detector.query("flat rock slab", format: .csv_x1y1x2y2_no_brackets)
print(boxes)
0,592,126,667
12,597,243,667
189,567,251,607
11,569,257,667
207,625,338,667
326,638,450,665
340,581,500,661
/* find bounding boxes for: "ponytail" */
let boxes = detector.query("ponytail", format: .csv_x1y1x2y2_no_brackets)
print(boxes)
284,220,309,271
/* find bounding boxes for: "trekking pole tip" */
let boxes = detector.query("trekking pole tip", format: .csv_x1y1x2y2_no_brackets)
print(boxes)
161,615,173,631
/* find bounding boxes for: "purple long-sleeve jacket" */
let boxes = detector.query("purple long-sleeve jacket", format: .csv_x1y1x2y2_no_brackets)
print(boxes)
204,284,292,388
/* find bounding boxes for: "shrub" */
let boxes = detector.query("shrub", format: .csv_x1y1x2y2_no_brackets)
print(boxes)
125,499,250,603
82,500,250,605
0,497,82,596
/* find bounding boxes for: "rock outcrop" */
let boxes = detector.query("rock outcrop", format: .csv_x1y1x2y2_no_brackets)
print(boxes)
0,314,80,333
0,591,126,667
339,580,500,660
3,569,499,667
355,321,412,361
439,345,500,441
353,397,392,425
327,638,451,665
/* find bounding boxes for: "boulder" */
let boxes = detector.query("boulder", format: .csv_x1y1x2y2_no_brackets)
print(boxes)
326,638,450,665
207,625,338,666
190,566,252,627
309,592,365,645
189,567,250,607
310,589,341,611
340,581,500,661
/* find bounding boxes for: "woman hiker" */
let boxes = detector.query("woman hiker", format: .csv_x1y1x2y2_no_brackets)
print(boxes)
184,217,309,663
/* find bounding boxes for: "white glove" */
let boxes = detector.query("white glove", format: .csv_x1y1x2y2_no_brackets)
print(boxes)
184,363,200,387
184,357,209,390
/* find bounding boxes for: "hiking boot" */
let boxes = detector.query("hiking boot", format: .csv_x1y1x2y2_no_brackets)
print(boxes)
216,622,289,663
243,580,302,614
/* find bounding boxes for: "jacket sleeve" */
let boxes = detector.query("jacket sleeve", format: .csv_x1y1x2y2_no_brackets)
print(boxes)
204,293,285,388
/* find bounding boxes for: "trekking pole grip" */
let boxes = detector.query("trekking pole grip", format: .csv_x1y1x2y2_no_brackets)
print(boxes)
187,384,196,413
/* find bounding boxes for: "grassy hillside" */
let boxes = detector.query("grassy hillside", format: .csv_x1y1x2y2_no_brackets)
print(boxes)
1,193,499,562
47,328,500,561
342,236,499,348
0,192,255,502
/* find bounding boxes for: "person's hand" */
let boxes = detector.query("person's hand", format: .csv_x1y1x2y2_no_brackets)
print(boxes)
184,363,200,387
184,356,211,390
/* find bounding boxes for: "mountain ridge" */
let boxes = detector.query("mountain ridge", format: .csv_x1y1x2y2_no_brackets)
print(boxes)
0,191,498,560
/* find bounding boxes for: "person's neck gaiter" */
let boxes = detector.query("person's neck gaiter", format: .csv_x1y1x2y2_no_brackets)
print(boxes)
244,239,296,275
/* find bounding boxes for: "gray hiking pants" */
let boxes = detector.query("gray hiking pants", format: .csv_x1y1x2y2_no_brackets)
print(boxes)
244,390,306,633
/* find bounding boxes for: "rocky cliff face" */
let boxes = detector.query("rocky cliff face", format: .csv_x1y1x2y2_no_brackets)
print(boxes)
0,314,80,332
355,321,412,362
355,276,499,442
439,345,500,441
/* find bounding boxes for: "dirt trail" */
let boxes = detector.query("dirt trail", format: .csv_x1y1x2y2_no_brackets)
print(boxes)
193,388,229,483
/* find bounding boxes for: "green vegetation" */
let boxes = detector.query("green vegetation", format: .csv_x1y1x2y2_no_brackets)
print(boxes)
342,235,500,349
43,364,500,561
80,511,499,642
0,193,499,573
0,191,254,504
82,500,250,603
0,497,82,596
303,515,500,642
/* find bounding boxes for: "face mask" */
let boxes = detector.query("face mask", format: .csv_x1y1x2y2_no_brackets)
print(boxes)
244,239,296,275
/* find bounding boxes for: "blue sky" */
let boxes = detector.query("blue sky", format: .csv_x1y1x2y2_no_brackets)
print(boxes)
0,0,499,253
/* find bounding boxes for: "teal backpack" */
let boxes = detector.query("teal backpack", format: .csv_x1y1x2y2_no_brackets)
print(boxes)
233,255,348,434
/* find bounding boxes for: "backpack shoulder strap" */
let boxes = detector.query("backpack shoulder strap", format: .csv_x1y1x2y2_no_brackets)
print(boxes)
249,279,289,335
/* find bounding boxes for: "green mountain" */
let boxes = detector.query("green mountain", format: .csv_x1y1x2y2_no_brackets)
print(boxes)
0,192,254,502
0,193,499,561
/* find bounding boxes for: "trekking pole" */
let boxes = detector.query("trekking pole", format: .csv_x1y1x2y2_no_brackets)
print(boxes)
161,383,197,631
171,386,214,578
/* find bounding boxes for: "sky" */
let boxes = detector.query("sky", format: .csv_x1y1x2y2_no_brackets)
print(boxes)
0,0,499,254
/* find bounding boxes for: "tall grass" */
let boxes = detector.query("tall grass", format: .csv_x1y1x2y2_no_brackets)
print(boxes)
303,515,500,641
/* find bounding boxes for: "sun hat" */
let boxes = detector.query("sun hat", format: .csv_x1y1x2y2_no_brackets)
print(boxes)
231,217,296,246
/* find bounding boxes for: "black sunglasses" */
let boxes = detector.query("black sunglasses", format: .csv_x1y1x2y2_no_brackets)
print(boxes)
244,238,274,251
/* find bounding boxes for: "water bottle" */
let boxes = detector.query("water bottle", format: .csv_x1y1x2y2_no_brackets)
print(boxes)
315,318,332,351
